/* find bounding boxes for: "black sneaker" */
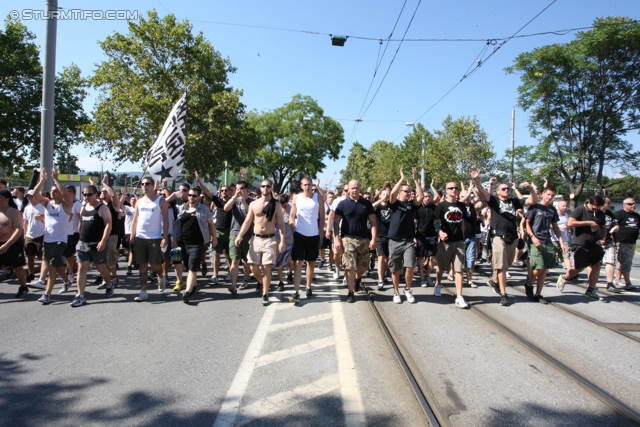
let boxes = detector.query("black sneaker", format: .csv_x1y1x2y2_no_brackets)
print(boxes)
277,282,285,292
306,287,313,298
346,292,355,303
355,278,362,292
182,290,191,304
94,276,103,285
500,293,509,306
126,267,133,276
15,286,29,298
262,294,270,306
201,262,208,277
487,279,500,295
534,294,548,304
26,273,35,283
105,285,114,298
289,292,300,303
287,272,293,284
318,260,324,269
606,284,621,293
525,283,534,300
255,283,262,294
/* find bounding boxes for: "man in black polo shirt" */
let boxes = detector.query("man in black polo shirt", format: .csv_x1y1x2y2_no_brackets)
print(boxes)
557,195,606,300
613,198,640,291
334,180,377,303
387,167,423,303
415,191,438,288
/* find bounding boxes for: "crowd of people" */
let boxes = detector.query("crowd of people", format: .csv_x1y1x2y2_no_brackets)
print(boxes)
0,164,638,308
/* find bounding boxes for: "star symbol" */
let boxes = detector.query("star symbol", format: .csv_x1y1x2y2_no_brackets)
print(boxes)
157,164,173,179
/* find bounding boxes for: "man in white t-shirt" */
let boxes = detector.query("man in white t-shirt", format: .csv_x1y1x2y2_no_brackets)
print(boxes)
23,190,45,283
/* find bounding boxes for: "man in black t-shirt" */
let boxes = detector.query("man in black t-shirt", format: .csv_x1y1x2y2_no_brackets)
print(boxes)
600,197,621,293
373,188,392,291
387,167,423,304
434,181,469,309
613,198,640,291
557,195,606,300
415,191,438,288
471,166,538,306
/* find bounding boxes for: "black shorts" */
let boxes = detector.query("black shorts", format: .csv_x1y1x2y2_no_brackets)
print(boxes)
415,235,438,258
572,243,604,270
320,235,332,250
291,232,320,262
181,244,205,272
24,236,43,257
123,234,131,249
44,241,67,268
376,237,389,258
63,233,80,257
0,237,26,268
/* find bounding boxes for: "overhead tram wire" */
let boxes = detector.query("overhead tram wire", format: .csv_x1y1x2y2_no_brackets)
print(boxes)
391,0,558,143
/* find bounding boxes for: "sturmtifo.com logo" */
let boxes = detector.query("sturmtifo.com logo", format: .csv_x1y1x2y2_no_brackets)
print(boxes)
10,9,139,21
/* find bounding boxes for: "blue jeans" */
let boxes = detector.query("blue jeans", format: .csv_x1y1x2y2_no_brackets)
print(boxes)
464,237,477,269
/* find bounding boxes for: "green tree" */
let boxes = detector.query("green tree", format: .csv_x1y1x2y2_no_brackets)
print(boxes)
247,94,343,192
506,17,640,206
368,140,403,189
603,174,640,198
85,11,259,182
340,141,373,188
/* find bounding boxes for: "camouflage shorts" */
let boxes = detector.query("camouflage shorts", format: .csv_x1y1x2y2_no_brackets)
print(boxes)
341,237,370,270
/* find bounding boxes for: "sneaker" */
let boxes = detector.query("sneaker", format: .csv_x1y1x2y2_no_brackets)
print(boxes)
622,284,639,292
333,270,340,280
225,273,231,282
105,285,114,297
404,288,415,303
467,279,477,288
613,279,623,288
70,294,86,307
97,281,107,290
346,292,355,303
434,284,442,297
455,296,469,309
201,262,208,277
26,273,35,283
606,284,621,293
209,276,218,285
15,286,29,298
306,287,313,298
134,290,148,302
393,293,401,303
426,277,434,287
289,292,300,303
173,280,185,291
355,278,361,292
506,272,512,279
38,293,52,305
67,274,75,284
58,282,72,294
287,272,293,284
377,281,384,291
228,284,237,294
111,277,119,288
584,288,603,301
534,294,548,304
182,290,191,304
94,276,103,285
556,275,566,293
126,267,133,276
158,277,166,292
318,260,324,269
277,282,285,292
500,293,509,306
524,283,534,300
29,279,46,289
262,294,270,306
239,281,248,290
487,279,500,295
420,280,427,287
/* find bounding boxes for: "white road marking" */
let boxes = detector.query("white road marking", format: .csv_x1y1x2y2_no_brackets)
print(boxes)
255,336,336,368
269,312,334,332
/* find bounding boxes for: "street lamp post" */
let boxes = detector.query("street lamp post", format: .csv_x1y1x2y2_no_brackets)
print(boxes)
406,122,425,187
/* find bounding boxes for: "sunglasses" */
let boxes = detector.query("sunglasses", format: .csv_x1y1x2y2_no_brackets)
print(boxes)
400,189,412,193
188,194,200,198
498,187,510,192
261,185,272,188
142,182,154,186
625,202,636,205
82,192,96,197
446,187,457,191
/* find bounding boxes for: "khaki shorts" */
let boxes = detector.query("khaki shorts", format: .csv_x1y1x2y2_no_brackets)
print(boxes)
341,237,370,270
529,242,557,270
247,235,277,265
491,236,518,270
106,235,119,268
436,241,465,273
617,242,635,273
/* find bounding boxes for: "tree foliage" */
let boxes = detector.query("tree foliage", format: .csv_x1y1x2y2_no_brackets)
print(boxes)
247,94,343,192
0,18,88,174
506,16,640,206
85,11,259,182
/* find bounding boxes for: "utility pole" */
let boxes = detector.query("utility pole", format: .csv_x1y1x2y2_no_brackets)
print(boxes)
40,0,58,187
510,109,515,183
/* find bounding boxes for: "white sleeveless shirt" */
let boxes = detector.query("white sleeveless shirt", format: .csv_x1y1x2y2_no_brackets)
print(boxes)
295,193,320,236
44,201,71,243
136,196,163,239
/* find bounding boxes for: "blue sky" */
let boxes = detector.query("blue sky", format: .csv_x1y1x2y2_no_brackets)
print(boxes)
9,0,640,187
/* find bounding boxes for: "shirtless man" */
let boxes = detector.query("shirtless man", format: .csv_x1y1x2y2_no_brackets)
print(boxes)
31,167,74,304
234,179,286,306
0,189,28,297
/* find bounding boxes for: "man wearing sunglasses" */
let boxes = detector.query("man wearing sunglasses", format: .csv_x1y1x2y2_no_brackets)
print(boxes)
234,179,286,305
471,166,538,306
224,180,254,293
613,198,640,291
72,185,113,307
130,176,170,301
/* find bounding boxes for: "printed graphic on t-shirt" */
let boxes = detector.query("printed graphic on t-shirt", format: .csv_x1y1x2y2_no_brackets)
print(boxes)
444,206,463,223
498,199,517,217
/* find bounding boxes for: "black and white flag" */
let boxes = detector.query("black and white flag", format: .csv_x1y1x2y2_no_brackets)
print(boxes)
145,93,187,181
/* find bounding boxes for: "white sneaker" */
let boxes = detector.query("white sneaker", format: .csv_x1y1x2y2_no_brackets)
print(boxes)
420,280,427,287
333,270,340,280
434,284,442,297
67,274,75,284
506,272,512,279
343,278,348,287
239,281,248,289
393,293,401,303
455,296,469,309
97,281,107,290
404,288,415,303
134,290,148,302
29,279,46,289
209,276,218,284
377,281,384,290
158,277,166,292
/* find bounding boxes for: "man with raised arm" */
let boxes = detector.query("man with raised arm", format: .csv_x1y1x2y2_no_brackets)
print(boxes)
234,179,286,306
386,167,423,303
31,167,74,304
470,165,538,306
